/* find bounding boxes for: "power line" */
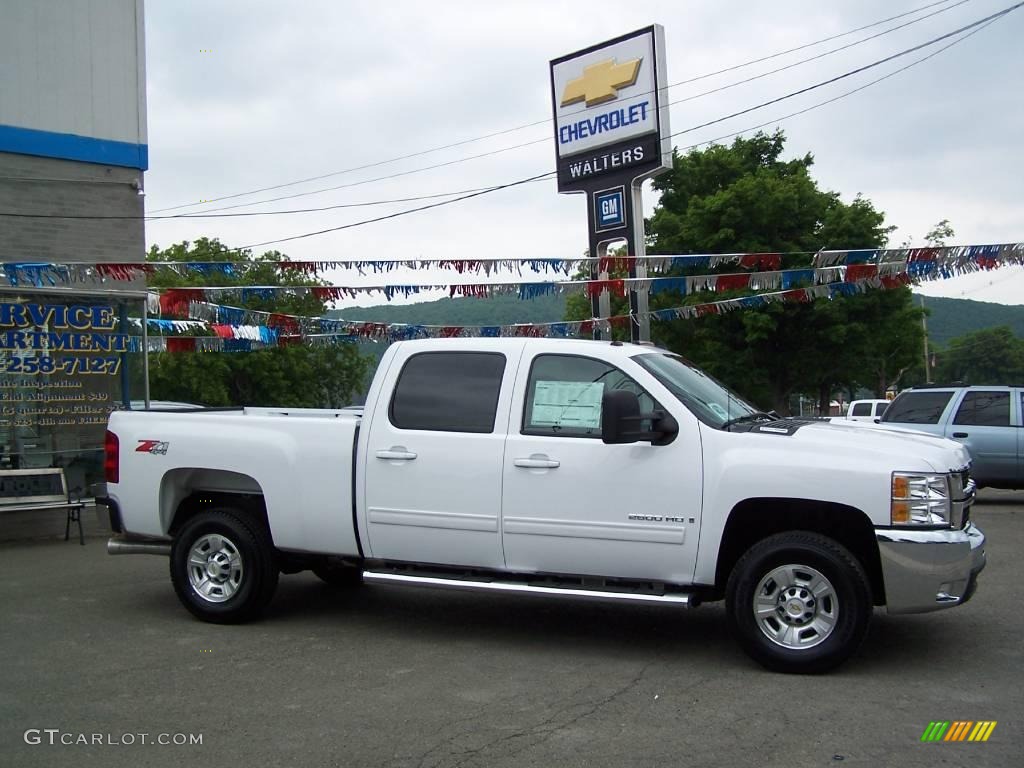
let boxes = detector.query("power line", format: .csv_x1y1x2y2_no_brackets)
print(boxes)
665,1,1023,142
147,0,966,214
661,0,972,111
2,6,1010,230
233,171,556,251
147,136,553,215
672,12,1000,153
0,179,553,221
141,0,974,218
168,3,1024,248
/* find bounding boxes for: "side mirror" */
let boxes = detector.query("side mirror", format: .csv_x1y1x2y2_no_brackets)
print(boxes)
601,390,678,445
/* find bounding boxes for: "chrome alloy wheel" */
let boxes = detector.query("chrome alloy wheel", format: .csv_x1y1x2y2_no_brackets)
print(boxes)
753,564,838,650
187,533,244,603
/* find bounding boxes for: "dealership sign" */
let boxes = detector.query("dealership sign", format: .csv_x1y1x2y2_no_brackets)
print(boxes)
549,25,671,193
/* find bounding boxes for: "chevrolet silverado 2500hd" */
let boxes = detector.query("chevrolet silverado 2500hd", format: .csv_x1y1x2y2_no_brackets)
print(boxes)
103,338,986,673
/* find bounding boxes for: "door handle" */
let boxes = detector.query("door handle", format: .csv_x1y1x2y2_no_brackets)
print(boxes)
952,432,969,439
376,447,418,461
513,456,560,469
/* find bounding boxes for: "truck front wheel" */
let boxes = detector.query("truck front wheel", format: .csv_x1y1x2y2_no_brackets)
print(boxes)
170,508,279,624
726,531,871,674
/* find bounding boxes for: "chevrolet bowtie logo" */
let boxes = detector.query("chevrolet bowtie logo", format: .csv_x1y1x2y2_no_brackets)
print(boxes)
561,57,642,108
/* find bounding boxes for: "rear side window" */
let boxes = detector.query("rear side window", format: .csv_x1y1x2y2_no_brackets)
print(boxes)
953,391,1011,427
850,402,871,416
881,391,954,424
390,352,506,433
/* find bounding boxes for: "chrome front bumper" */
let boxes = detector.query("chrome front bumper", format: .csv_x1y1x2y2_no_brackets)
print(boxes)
876,522,986,614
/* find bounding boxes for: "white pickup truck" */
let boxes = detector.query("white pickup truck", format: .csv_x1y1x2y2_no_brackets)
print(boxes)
102,338,986,673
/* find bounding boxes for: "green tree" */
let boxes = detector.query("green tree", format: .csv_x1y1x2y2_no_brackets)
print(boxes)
139,238,372,407
934,326,1024,384
567,131,924,414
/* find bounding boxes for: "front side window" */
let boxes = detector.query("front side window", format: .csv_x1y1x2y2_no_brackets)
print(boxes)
523,355,655,438
881,391,954,425
390,352,506,433
953,391,1011,427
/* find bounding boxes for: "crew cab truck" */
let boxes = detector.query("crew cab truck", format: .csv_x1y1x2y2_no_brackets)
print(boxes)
103,338,986,673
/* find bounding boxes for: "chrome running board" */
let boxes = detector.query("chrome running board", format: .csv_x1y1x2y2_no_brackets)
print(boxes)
362,571,692,606
107,537,172,556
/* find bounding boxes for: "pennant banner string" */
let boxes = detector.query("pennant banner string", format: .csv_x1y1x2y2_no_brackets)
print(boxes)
3,242,1021,284
152,271,917,345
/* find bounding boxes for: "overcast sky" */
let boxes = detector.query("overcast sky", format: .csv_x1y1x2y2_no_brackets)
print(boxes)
141,0,1024,310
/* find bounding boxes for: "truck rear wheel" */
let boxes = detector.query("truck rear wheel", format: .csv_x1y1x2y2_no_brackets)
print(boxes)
170,508,279,624
726,531,871,674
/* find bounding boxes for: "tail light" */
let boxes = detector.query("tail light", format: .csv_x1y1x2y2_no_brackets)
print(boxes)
104,430,119,483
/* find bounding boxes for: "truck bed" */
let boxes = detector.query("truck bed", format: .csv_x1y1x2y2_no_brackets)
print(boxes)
108,407,363,556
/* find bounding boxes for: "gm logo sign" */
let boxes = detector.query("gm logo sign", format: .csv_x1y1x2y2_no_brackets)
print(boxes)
594,186,626,232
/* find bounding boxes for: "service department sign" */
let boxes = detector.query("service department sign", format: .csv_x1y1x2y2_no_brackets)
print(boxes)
550,25,671,193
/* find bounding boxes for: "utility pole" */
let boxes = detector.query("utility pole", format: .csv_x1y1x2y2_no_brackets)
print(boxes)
920,295,931,384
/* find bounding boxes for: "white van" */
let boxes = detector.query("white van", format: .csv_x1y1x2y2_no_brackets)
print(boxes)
841,399,890,422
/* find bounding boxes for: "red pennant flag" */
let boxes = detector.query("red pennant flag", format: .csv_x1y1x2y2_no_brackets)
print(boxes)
906,247,939,263
739,253,782,271
715,273,752,292
267,313,300,334
159,289,206,318
166,337,196,353
880,274,911,289
277,261,322,275
845,264,878,282
95,263,154,280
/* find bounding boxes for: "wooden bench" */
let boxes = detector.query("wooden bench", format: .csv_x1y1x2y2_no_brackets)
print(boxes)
0,468,86,544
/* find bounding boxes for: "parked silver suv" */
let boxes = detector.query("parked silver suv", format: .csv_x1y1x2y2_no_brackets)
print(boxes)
880,385,1023,489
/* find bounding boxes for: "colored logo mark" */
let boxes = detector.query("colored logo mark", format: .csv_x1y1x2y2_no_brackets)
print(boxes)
594,187,626,231
561,57,641,107
920,721,997,742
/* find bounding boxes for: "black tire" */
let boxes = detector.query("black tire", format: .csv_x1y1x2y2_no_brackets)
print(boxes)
312,562,364,587
170,508,279,624
726,531,871,674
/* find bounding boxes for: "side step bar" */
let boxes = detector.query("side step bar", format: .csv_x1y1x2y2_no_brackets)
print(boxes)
107,537,172,556
362,571,693,607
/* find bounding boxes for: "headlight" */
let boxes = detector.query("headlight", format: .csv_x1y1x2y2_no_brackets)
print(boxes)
891,472,951,526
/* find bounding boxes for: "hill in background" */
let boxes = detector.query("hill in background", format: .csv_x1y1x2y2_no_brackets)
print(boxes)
327,292,1023,349
916,294,1024,347
327,292,566,327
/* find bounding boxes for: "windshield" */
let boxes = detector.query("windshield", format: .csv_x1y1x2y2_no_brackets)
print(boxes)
634,353,760,429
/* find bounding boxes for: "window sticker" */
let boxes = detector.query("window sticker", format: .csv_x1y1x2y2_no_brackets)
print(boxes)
531,381,605,429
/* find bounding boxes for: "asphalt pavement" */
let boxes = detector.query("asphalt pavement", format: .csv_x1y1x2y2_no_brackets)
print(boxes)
1,490,1021,768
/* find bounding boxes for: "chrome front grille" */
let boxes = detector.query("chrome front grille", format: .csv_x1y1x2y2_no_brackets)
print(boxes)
950,466,974,529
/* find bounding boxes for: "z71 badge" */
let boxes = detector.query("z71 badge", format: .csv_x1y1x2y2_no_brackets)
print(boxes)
136,440,169,455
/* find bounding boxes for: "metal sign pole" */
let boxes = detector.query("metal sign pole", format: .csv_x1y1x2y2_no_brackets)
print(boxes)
142,297,150,408
630,182,650,342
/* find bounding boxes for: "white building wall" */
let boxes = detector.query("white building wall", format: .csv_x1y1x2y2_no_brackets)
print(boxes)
0,0,147,165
